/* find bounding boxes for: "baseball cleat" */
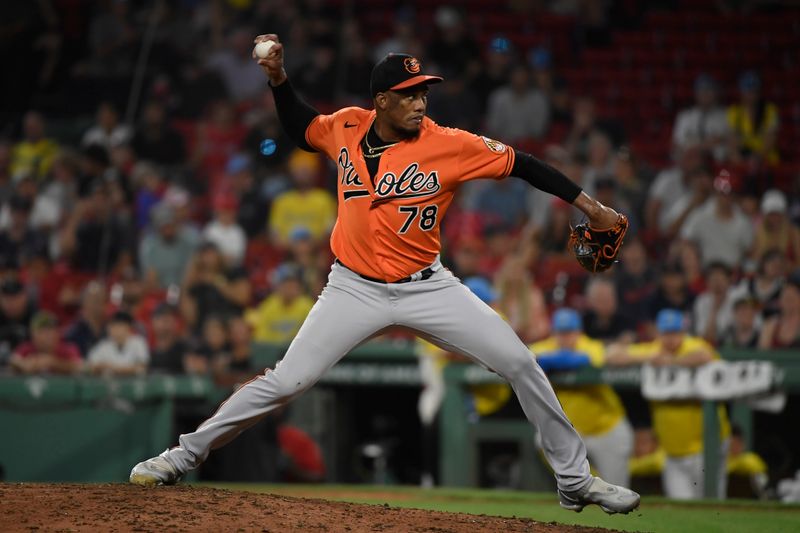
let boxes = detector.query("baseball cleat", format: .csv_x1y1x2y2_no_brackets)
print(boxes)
129,455,180,486
558,476,640,515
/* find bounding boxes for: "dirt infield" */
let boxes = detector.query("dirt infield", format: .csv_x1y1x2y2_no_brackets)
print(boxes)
0,483,622,533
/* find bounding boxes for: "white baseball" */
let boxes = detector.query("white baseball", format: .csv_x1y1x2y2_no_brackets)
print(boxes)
254,40,276,59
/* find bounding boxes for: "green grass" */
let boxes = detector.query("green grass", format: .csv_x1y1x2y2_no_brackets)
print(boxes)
204,483,800,533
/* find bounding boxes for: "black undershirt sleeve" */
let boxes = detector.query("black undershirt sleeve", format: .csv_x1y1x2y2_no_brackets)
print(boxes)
269,78,320,152
510,150,583,204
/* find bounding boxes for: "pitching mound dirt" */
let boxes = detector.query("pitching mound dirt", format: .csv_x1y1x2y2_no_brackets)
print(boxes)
0,483,622,532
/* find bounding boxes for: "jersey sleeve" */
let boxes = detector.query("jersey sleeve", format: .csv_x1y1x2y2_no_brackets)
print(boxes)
456,131,516,183
626,341,659,360
304,113,338,158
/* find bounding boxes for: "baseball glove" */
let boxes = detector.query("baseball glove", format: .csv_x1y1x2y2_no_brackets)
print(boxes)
569,213,629,273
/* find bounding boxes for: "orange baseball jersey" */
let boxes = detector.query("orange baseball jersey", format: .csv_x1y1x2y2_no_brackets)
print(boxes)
305,107,515,281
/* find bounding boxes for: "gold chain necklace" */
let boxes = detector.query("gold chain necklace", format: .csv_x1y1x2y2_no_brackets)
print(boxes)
363,121,399,158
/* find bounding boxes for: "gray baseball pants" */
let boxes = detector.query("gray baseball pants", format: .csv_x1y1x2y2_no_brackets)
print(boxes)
162,260,592,492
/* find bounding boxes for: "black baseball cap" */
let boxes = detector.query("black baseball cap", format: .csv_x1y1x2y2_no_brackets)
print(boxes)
370,54,443,97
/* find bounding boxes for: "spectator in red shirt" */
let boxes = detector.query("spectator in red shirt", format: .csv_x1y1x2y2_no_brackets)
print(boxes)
9,311,82,375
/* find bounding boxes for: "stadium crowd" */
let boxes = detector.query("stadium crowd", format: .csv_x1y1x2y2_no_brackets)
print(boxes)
0,0,798,496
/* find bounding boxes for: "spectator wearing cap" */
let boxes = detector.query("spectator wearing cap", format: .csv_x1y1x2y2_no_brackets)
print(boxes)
0,279,36,364
612,238,658,324
427,6,481,81
203,194,247,267
471,35,515,113
752,190,800,269
719,297,762,349
149,303,190,374
726,71,780,165
64,282,107,357
680,171,754,269
181,242,251,334
692,262,737,345
9,311,82,375
607,309,730,500
269,149,336,248
672,74,730,162
140,202,199,290
530,308,632,487
245,263,313,344
87,310,149,375
758,274,800,350
486,63,550,143
10,111,59,181
224,154,268,239
285,226,327,297
582,277,636,344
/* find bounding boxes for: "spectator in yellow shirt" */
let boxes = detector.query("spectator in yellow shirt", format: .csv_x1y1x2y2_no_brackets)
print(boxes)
530,308,632,487
269,149,336,247
10,111,59,181
607,308,731,500
245,263,314,344
726,71,779,165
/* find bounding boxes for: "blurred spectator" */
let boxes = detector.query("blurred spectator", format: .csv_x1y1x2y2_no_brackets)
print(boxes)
149,303,190,374
594,177,637,235
680,171,753,269
64,282,107,357
477,222,518,278
186,315,230,376
580,130,616,196
549,77,573,126
427,6,480,81
564,97,624,163
0,141,12,204
613,238,658,322
140,202,199,290
427,75,480,131
495,252,549,343
727,71,779,165
729,249,785,319
372,7,417,64
10,111,59,181
213,315,257,384
448,238,484,279
76,144,110,198
529,46,555,101
243,96,293,174
180,242,251,333
131,162,166,231
246,263,313,344
81,101,132,151
207,27,266,102
530,308,632,487
758,275,800,349
582,277,635,343
660,165,714,241
292,40,338,103
486,64,549,143
472,36,515,113
672,74,729,162
226,155,268,239
692,262,736,345
269,150,335,248
38,150,80,226
59,180,133,275
539,199,574,257
341,33,374,102
9,311,82,375
719,297,761,349
646,145,709,236
203,194,247,267
0,279,36,363
131,100,186,166
611,148,647,226
607,308,730,500
474,179,530,230
83,0,136,76
752,190,800,269
0,195,48,267
670,240,706,296
0,174,62,233
87,310,149,376
646,264,695,323
192,100,247,180
285,227,326,298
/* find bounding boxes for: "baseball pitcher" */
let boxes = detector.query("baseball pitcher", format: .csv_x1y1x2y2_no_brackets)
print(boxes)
130,34,639,514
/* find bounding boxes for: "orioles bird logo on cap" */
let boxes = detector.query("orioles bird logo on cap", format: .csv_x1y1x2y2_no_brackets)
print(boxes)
404,57,421,74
